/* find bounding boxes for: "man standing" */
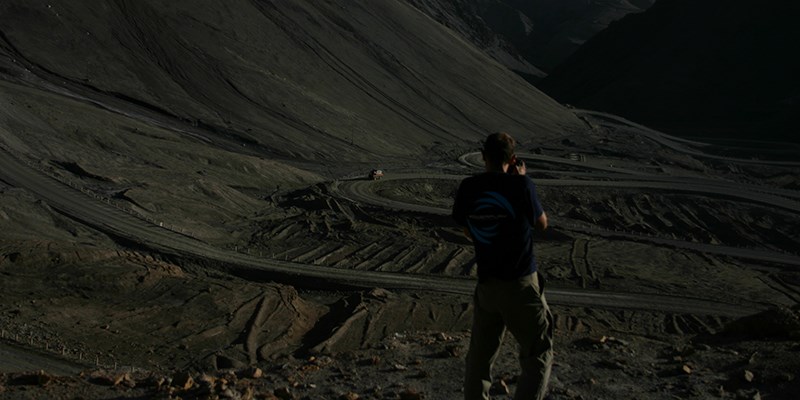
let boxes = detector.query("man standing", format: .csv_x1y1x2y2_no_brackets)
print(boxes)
452,132,553,400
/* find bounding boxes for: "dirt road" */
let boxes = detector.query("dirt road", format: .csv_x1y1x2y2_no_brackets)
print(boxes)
0,147,762,318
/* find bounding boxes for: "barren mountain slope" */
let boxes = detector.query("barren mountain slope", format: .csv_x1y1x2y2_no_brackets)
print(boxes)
538,0,800,143
2,1,800,399
405,0,655,77
0,0,582,163
0,0,585,243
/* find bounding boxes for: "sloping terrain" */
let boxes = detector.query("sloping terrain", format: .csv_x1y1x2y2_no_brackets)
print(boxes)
0,0,584,243
1,1,800,399
405,0,655,78
3,111,800,397
509,0,656,71
538,0,800,143
0,0,582,163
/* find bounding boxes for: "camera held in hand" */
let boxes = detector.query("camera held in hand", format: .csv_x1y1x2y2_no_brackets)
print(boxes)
507,158,525,175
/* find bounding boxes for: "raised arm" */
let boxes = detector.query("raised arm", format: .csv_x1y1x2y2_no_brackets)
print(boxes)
535,211,548,231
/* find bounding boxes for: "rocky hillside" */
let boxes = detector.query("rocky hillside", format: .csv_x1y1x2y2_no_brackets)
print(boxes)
405,0,655,79
538,0,800,143
0,0,583,165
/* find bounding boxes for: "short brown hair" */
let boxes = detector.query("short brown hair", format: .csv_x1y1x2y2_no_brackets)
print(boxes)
482,132,515,166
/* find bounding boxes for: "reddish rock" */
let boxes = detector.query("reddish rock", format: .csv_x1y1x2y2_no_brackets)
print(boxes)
339,392,360,400
172,371,194,390
399,388,423,400
238,367,263,379
86,370,117,386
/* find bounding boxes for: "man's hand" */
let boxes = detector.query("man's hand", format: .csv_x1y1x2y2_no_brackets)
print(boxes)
506,157,526,175
514,160,527,175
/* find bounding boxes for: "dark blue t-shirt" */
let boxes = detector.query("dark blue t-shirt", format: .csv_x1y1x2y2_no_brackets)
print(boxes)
452,172,544,281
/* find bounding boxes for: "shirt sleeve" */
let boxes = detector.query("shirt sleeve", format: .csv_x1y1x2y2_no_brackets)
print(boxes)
452,180,468,226
525,177,544,220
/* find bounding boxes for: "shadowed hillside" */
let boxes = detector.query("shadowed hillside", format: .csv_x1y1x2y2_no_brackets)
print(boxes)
0,0,585,244
405,0,655,78
2,2,800,398
0,0,583,164
538,0,800,143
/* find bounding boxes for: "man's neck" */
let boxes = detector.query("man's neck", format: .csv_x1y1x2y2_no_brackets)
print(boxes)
485,162,509,173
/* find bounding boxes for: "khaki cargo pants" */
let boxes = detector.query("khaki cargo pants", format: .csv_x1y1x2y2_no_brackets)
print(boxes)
464,272,554,400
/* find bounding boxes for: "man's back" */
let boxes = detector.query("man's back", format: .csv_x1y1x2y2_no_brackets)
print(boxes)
452,171,544,281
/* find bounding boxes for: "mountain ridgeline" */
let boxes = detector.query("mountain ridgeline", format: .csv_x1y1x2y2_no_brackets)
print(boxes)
405,0,655,79
538,0,800,143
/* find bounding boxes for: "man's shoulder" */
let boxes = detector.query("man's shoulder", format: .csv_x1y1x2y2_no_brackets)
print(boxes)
460,172,490,185
460,172,531,186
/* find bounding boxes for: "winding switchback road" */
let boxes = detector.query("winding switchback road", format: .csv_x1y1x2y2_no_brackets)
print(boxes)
333,174,800,267
576,110,800,168
0,146,762,317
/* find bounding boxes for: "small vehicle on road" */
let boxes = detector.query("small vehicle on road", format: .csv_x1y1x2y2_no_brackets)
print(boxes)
368,169,384,180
